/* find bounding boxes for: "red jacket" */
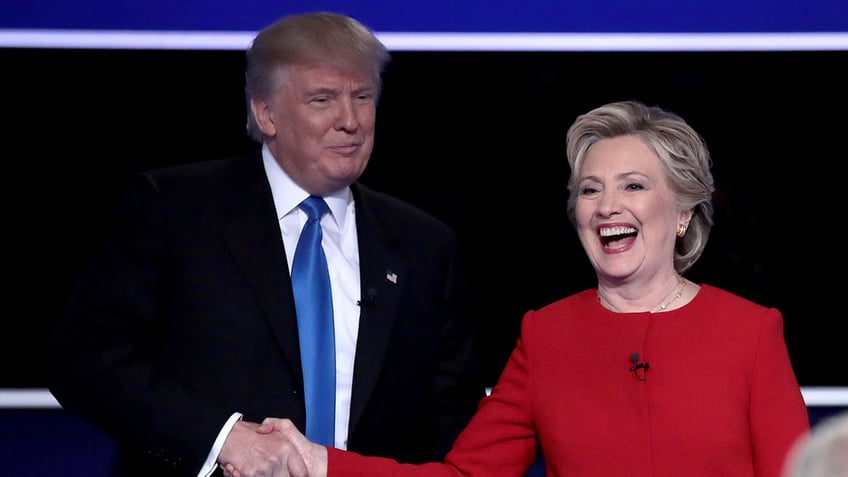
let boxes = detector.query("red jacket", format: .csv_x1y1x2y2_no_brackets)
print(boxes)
330,284,810,477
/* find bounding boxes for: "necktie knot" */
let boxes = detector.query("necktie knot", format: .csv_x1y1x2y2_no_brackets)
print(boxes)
300,196,329,221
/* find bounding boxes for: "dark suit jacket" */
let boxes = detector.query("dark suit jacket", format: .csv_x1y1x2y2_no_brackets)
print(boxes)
45,151,485,476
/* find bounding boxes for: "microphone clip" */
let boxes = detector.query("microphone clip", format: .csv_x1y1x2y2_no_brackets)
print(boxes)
356,288,378,309
629,353,649,381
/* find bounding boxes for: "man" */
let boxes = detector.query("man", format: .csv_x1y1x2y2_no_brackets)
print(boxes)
45,12,485,477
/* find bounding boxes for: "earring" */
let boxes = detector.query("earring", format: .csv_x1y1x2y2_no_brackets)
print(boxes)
677,223,688,237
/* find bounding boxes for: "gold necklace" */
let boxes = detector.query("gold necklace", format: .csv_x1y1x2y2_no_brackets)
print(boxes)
598,277,687,312
654,277,686,312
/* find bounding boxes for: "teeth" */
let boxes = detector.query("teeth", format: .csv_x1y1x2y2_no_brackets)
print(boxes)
600,226,636,237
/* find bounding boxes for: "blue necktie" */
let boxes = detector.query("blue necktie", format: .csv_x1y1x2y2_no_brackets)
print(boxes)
291,196,335,446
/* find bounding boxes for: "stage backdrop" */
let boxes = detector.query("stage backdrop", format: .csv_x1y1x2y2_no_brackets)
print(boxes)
2,0,846,32
1,1,846,391
2,1,847,50
2,6,847,476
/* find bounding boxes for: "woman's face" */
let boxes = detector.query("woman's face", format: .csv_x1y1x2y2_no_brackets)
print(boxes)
573,135,689,282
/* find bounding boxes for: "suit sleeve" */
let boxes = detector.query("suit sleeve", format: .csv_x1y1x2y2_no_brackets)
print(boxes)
44,172,233,473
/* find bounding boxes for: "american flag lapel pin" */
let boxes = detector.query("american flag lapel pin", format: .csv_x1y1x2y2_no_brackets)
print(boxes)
386,270,397,284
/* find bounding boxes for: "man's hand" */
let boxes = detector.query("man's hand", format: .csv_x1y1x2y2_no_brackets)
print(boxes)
218,419,310,477
255,418,328,477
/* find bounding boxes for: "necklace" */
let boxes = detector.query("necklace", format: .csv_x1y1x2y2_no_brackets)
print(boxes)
655,278,686,312
598,277,687,312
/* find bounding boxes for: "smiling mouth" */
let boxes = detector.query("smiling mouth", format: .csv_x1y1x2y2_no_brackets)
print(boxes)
330,144,360,155
599,226,637,248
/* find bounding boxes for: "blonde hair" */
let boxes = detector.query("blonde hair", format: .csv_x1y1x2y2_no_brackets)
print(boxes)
565,100,715,273
244,12,391,141
784,412,848,477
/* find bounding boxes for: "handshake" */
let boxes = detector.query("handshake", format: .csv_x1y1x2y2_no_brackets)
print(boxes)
219,418,328,477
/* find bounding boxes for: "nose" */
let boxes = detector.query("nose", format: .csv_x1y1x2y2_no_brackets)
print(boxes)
596,190,621,217
335,97,359,132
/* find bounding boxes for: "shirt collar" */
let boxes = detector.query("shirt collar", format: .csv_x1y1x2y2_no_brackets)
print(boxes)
261,143,352,226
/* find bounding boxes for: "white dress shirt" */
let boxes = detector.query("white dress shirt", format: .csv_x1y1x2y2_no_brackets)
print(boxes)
198,145,361,476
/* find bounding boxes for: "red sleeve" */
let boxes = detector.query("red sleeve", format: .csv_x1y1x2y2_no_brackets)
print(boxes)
328,310,541,477
749,308,810,477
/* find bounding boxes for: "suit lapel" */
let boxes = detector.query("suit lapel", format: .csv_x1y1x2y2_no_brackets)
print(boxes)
217,154,303,381
347,184,408,435
212,171,412,433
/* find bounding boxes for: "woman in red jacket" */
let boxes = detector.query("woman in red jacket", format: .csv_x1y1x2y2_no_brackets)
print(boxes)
229,100,810,477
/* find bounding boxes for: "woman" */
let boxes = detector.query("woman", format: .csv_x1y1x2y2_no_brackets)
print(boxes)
229,100,810,477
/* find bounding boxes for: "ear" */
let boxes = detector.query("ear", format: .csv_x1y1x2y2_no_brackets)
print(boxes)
250,98,277,137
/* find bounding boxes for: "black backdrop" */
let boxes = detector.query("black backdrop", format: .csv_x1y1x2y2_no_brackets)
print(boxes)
3,47,846,388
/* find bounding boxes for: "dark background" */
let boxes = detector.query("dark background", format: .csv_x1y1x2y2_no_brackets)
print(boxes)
3,47,846,388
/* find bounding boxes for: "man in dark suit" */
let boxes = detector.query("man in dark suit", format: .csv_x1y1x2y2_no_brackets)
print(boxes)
44,12,485,477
